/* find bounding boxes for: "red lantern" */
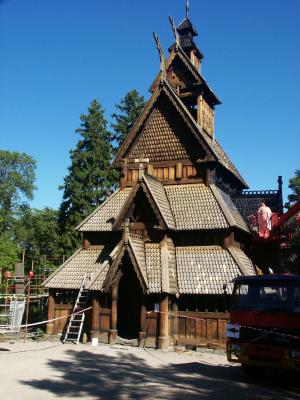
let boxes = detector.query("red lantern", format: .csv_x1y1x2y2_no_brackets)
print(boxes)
4,271,11,279
29,270,35,278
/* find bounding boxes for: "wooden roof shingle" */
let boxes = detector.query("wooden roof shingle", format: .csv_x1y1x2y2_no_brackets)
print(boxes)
44,246,107,290
176,245,255,295
43,241,255,294
76,188,132,232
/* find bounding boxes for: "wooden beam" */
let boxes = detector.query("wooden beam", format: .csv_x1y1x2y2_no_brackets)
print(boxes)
161,237,169,293
109,285,118,344
119,159,128,189
46,289,55,335
223,231,235,249
146,164,154,176
83,238,90,250
197,94,203,128
171,302,178,344
138,303,147,347
176,163,182,179
91,294,100,340
158,295,169,350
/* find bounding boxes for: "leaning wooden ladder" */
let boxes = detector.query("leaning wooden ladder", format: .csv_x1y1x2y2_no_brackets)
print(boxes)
63,273,92,344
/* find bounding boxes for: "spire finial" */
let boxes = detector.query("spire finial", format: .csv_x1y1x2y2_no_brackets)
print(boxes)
153,33,166,80
169,16,179,46
186,0,189,18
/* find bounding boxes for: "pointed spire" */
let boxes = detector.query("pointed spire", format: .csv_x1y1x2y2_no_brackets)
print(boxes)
174,1,204,64
186,0,189,19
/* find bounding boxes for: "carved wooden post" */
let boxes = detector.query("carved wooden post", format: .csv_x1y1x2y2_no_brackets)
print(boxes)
83,238,90,250
176,163,182,180
172,302,179,344
46,289,55,335
120,159,128,189
109,285,118,344
223,231,234,249
146,164,154,176
91,293,100,340
158,294,169,350
197,94,203,128
205,167,212,186
138,302,147,347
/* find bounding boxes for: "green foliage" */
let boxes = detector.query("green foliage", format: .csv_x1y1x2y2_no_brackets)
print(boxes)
287,169,300,206
14,206,63,273
111,90,146,149
59,99,118,255
0,150,36,233
0,233,20,276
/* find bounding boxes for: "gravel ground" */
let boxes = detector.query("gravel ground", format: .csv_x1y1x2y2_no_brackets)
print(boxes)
0,340,299,399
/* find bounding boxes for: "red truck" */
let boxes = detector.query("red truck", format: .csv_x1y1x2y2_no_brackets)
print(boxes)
226,274,300,373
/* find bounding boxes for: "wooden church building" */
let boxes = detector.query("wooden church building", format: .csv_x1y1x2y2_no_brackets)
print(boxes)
44,9,259,348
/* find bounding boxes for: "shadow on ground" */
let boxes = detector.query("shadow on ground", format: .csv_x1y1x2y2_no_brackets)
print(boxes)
20,348,300,399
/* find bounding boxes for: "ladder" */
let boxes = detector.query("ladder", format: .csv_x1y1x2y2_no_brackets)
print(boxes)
63,273,92,344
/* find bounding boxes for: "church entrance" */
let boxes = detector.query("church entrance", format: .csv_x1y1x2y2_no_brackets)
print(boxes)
117,259,143,339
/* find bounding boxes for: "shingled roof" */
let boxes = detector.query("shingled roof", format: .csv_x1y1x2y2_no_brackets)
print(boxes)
113,78,247,188
44,240,255,294
149,46,220,105
165,183,249,232
75,178,249,234
176,245,255,294
210,185,249,232
142,174,176,229
165,184,227,230
43,244,119,290
177,17,198,36
128,235,148,289
76,188,132,232
113,174,176,230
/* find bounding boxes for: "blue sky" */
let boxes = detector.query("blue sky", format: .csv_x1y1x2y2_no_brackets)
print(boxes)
0,0,299,209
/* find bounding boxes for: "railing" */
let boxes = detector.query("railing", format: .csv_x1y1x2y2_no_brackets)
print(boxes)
3,275,50,299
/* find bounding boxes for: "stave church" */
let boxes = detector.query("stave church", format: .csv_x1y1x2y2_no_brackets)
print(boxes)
44,4,282,348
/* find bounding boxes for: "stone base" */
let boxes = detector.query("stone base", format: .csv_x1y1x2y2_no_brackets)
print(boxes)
108,329,118,344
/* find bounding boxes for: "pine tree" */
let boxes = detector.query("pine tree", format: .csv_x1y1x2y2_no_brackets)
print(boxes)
287,169,300,206
111,89,146,149
0,150,36,233
59,100,118,254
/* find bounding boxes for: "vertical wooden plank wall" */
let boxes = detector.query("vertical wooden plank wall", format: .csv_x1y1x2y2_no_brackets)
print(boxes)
176,311,229,345
53,304,72,334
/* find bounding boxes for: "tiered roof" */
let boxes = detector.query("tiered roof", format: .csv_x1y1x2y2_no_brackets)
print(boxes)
114,79,247,188
44,236,255,294
76,174,249,233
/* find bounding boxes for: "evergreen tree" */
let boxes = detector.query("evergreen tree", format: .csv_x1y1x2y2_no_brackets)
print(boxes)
111,89,146,149
0,150,36,233
59,100,117,254
287,169,300,206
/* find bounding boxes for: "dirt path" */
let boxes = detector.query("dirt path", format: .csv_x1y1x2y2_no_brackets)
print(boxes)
0,341,299,399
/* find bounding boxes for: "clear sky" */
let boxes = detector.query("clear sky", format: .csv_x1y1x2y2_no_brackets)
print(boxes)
0,0,299,209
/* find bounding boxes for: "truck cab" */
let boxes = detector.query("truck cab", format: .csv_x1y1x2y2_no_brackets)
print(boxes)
226,275,300,372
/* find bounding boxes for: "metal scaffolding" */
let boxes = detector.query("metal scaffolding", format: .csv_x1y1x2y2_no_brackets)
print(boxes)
0,295,25,333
